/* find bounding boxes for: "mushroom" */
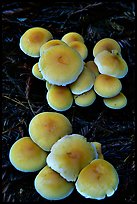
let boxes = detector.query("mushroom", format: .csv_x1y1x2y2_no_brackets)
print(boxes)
85,61,100,78
9,137,48,172
68,41,88,60
69,66,95,95
93,38,121,57
47,134,97,182
61,32,84,44
103,92,127,109
29,112,72,151
46,85,73,111
46,81,52,90
92,142,104,159
94,50,128,78
19,27,53,57
40,39,67,56
94,74,122,98
74,89,96,107
75,159,119,200
32,62,44,80
38,45,84,86
34,165,74,200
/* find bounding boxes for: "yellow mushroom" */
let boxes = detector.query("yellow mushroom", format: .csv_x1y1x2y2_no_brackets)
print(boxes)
19,27,53,57
9,137,48,172
47,134,97,182
76,159,119,200
29,112,72,151
92,142,104,159
93,38,121,57
103,92,127,109
94,74,122,98
34,166,74,200
32,62,44,80
46,81,52,90
46,85,73,111
39,45,84,86
68,41,88,60
85,61,100,77
61,32,84,44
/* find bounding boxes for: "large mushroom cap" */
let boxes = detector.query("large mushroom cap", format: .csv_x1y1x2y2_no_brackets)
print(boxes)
39,45,84,86
32,62,44,80
29,112,72,151
94,50,128,78
85,61,100,78
103,92,127,109
9,137,48,172
34,166,74,200
61,32,84,44
76,159,119,200
47,85,73,111
47,134,97,182
94,74,122,98
69,66,95,95
68,41,88,60
93,38,121,57
19,27,53,57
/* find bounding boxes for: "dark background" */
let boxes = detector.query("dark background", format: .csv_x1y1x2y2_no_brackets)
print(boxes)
2,1,135,203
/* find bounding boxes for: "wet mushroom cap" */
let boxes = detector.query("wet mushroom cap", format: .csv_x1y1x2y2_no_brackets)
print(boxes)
9,137,48,172
94,50,128,78
61,32,84,44
68,41,88,60
34,165,74,200
103,92,127,109
85,61,100,78
39,45,84,86
74,89,96,107
47,134,97,182
94,74,122,98
19,27,53,57
47,85,73,111
93,38,121,57
32,62,44,80
92,142,104,159
69,66,95,95
29,112,72,151
76,159,119,200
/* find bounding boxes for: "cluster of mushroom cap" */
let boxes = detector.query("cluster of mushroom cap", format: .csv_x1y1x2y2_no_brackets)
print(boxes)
9,111,119,201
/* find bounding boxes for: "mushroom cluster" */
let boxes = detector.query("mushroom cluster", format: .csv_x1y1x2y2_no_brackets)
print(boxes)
9,111,119,201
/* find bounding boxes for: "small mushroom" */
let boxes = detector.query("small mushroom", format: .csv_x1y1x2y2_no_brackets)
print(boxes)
47,134,97,182
38,45,84,86
19,27,53,57
9,137,48,172
75,159,119,200
85,61,100,78
46,85,73,111
29,112,72,151
32,62,44,80
69,66,95,95
93,38,121,57
46,81,52,90
94,50,128,78
103,92,127,109
68,41,88,60
74,89,96,107
61,32,84,44
92,142,104,159
94,74,122,98
40,39,67,56
34,165,74,200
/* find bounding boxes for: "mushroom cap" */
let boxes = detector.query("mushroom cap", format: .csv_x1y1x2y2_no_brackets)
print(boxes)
94,74,122,98
94,50,128,78
34,165,74,200
46,85,73,111
69,66,95,95
9,137,47,172
47,134,97,182
68,41,88,60
85,61,100,77
46,81,52,90
61,32,84,44
92,142,104,159
19,27,53,57
32,62,44,80
39,45,84,86
75,159,119,200
103,92,127,109
93,38,121,57
74,89,96,107
40,39,67,56
29,112,72,151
